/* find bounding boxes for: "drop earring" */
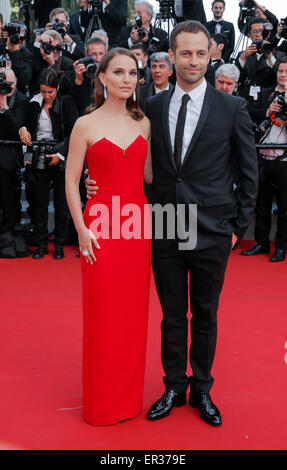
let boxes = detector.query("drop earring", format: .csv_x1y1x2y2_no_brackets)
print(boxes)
103,85,107,99
133,90,136,102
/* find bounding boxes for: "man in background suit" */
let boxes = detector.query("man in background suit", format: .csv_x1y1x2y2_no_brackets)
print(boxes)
144,20,258,426
206,0,235,62
174,0,206,25
139,51,174,110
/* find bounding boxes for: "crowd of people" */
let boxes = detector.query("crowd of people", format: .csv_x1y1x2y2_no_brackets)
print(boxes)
0,0,287,261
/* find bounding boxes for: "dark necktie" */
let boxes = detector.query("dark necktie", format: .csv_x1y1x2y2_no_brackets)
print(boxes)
174,94,190,170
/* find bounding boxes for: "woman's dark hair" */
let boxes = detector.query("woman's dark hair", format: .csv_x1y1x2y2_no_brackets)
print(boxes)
87,47,144,121
38,67,63,89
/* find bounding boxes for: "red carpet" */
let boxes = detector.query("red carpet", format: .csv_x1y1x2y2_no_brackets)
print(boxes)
0,241,286,450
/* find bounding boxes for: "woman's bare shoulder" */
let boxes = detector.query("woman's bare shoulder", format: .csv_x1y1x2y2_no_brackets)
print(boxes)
139,115,151,139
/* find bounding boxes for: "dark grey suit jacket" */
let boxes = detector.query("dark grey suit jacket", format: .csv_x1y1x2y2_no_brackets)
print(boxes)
145,83,258,250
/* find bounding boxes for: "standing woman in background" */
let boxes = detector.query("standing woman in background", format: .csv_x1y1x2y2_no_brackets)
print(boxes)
19,67,78,259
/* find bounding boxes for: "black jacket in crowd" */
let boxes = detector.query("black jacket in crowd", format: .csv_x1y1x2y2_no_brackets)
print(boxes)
0,89,28,172
174,0,207,25
206,20,235,62
22,93,78,160
69,0,127,47
30,47,75,96
116,24,169,54
8,47,34,94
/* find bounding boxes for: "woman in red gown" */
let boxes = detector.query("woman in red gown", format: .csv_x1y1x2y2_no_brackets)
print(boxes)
65,48,152,425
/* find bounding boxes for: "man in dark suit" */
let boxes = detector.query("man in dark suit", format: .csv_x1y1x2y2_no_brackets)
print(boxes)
139,51,174,110
206,0,235,62
116,1,168,54
174,0,206,25
0,67,30,258
86,20,258,426
69,0,127,47
144,20,258,426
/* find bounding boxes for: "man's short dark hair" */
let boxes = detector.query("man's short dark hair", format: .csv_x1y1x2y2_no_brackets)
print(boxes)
211,33,226,46
170,20,211,53
275,55,287,72
130,43,148,55
247,17,265,34
212,0,225,7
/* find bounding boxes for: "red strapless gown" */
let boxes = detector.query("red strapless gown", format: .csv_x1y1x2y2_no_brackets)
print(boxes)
81,135,151,425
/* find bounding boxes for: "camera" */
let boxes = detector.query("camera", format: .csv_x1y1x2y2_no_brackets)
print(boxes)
256,92,287,140
252,22,273,55
0,71,12,96
40,41,55,55
24,140,56,170
2,23,26,45
241,0,255,23
148,37,160,54
88,0,103,14
137,60,145,81
50,19,66,39
134,16,147,41
78,56,98,79
156,0,173,19
280,17,287,40
252,40,273,55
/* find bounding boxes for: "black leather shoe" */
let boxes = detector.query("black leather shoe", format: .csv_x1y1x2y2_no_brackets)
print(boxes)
32,247,48,259
241,242,270,256
189,392,222,426
147,389,186,420
54,245,64,260
270,248,286,262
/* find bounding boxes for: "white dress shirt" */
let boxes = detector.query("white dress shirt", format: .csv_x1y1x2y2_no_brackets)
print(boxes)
30,93,65,161
169,79,207,163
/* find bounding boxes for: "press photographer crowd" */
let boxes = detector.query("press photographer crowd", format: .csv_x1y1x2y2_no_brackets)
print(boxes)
1,0,287,262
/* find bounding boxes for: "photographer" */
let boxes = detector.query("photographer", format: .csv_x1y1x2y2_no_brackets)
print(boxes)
45,8,85,62
31,29,75,96
19,68,78,260
71,36,107,116
271,19,287,55
1,21,33,94
69,0,127,47
130,43,151,86
116,1,168,54
205,33,225,87
238,0,278,40
235,17,281,122
0,67,30,258
242,57,287,262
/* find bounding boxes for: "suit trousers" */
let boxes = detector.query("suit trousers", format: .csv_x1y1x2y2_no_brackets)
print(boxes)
25,165,69,247
255,158,287,250
0,167,21,234
151,236,231,394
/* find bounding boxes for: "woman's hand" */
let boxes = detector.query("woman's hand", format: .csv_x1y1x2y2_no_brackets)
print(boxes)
78,227,100,265
19,127,32,146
